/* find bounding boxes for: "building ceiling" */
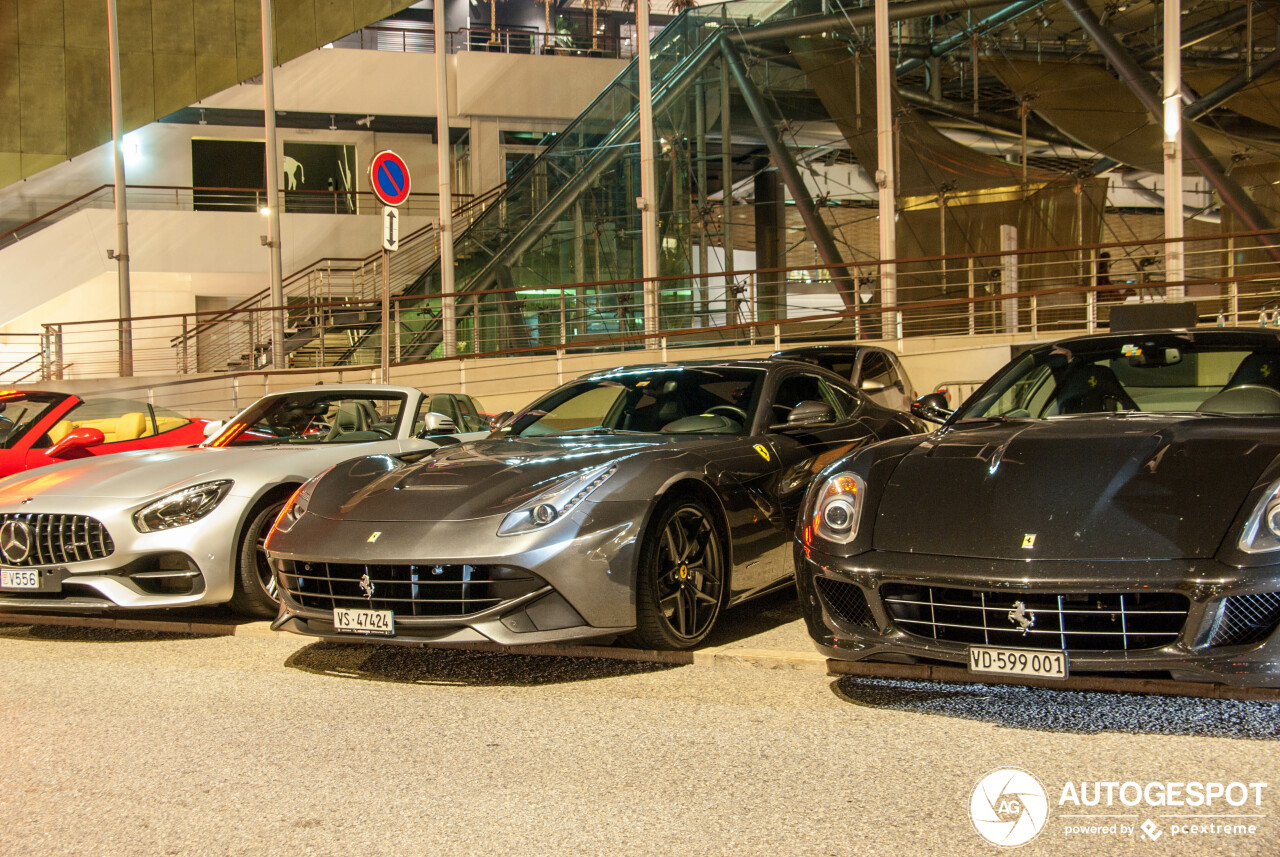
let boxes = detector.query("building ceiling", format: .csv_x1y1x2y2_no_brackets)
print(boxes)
0,0,417,187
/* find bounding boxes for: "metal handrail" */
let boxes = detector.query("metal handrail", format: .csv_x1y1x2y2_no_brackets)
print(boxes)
168,183,507,347
0,184,467,248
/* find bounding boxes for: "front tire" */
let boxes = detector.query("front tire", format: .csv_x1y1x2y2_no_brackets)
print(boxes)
228,499,287,619
627,498,726,650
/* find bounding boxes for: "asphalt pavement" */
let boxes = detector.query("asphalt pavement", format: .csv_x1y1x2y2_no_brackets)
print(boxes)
2,598,1279,857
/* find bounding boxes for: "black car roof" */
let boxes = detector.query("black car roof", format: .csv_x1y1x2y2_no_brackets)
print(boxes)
771,344,870,357
1041,327,1280,353
584,359,781,379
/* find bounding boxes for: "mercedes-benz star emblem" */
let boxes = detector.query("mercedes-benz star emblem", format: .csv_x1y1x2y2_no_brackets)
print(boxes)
0,520,33,565
358,571,375,599
1007,600,1035,635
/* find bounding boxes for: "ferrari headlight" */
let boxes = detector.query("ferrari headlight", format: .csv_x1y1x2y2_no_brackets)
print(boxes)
805,471,866,546
134,480,233,533
271,467,334,536
1238,478,1280,554
498,464,617,536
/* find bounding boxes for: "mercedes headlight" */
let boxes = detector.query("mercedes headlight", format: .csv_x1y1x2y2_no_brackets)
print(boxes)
1238,478,1280,554
271,467,334,536
134,480,233,533
804,471,866,546
498,464,617,536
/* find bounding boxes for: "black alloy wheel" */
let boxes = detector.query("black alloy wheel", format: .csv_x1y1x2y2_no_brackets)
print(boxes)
630,499,725,650
228,498,288,619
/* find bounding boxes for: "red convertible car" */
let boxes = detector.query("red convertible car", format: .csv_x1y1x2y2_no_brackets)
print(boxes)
0,390,210,479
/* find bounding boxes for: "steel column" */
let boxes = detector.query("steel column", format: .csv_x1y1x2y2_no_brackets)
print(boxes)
1062,0,1280,264
875,0,898,338
106,0,132,376
261,0,286,368
720,39,857,309
435,0,457,357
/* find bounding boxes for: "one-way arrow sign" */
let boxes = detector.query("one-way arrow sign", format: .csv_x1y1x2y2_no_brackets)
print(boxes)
382,206,399,252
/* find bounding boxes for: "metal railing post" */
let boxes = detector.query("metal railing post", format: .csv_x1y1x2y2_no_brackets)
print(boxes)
1228,236,1239,324
181,316,189,374
967,256,976,335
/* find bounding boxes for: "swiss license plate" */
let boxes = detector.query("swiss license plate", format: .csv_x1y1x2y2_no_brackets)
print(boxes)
333,607,394,636
0,569,39,590
969,646,1068,680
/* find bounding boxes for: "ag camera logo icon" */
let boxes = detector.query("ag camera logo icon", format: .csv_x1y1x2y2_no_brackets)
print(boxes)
970,767,1050,847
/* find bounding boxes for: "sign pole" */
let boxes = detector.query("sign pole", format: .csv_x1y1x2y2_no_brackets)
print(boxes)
381,247,391,382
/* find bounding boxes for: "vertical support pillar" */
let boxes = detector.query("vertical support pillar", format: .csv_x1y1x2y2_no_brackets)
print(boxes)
1163,0,1185,298
636,0,660,335
436,0,458,355
875,0,898,339
719,40,736,300
755,170,785,322
696,77,710,328
261,0,286,369
106,0,132,376
1001,224,1019,333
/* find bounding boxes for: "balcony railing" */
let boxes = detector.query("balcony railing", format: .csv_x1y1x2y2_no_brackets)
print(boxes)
0,185,459,250
328,24,626,59
28,228,1280,382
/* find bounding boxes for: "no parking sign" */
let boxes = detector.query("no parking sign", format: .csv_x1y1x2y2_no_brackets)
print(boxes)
369,150,411,207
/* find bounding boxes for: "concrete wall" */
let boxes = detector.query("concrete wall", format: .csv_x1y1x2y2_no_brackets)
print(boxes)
0,206,432,331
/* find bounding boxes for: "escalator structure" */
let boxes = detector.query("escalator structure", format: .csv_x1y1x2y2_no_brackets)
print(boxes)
328,0,1262,364
334,0,785,365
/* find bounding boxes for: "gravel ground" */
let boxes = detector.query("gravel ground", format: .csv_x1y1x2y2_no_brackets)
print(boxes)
1,622,1278,857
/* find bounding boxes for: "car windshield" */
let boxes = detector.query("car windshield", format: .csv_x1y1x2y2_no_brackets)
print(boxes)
0,391,68,449
960,336,1280,420
208,392,407,446
510,367,765,437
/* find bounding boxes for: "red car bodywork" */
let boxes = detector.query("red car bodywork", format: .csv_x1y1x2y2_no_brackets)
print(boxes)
0,391,210,480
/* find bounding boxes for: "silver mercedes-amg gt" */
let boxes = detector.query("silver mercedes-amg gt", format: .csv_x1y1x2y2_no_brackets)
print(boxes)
0,385,485,617
266,359,918,649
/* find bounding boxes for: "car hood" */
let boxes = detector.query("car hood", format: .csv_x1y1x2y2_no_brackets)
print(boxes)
872,415,1280,560
312,434,668,522
0,445,339,502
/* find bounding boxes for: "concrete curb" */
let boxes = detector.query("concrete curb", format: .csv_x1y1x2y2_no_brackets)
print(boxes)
0,611,827,672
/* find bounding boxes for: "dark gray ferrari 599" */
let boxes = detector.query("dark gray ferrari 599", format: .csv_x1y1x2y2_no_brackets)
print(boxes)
798,328,1280,687
266,359,916,649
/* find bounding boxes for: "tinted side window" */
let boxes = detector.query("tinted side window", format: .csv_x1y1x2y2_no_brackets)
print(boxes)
859,352,891,388
772,373,848,422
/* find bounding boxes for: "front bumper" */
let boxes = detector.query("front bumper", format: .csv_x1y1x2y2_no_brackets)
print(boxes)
796,545,1280,687
0,498,245,611
269,499,643,645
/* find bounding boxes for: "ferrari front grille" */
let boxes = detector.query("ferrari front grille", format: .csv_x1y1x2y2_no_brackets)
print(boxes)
0,513,114,567
880,585,1188,652
279,561,545,618
815,577,876,629
1210,593,1280,648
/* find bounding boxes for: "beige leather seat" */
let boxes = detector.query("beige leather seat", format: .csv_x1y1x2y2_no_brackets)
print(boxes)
47,421,73,444
115,412,148,441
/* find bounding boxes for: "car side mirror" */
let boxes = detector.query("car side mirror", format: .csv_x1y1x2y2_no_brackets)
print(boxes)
490,410,515,432
859,378,887,393
777,400,835,428
202,420,225,439
46,427,105,458
417,412,458,437
911,392,954,424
